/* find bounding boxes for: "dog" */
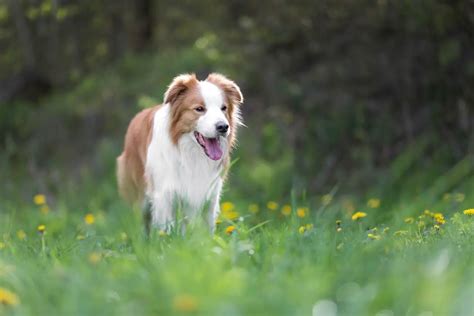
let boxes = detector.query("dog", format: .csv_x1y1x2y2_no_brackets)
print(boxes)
116,73,243,233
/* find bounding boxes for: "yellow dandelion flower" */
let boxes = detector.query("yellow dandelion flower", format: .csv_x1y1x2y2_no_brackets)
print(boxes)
351,211,367,221
33,194,46,205
88,252,101,265
221,202,235,213
463,209,474,216
367,233,381,240
37,224,46,234
281,204,292,216
267,201,279,211
0,287,20,306
404,217,414,224
222,209,239,220
297,207,308,218
40,205,50,215
321,194,332,206
0,242,5,250
367,198,381,209
173,294,198,312
84,213,95,225
433,213,445,225
225,225,236,235
16,230,26,241
298,226,306,234
248,204,259,214
454,193,465,203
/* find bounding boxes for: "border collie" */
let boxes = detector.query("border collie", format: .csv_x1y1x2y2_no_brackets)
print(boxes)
116,73,243,233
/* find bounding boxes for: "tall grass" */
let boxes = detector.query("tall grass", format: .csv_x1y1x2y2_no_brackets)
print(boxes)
0,161,472,315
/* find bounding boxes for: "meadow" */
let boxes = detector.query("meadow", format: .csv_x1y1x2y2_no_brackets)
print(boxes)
0,162,473,316
1,1,473,315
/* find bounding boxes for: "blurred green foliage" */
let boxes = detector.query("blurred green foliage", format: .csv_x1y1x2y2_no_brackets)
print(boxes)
0,0,473,201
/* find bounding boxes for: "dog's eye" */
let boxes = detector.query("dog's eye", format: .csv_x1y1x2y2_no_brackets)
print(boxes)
221,105,227,111
195,106,205,113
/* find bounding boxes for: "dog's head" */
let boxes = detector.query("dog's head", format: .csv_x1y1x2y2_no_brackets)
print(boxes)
164,73,243,161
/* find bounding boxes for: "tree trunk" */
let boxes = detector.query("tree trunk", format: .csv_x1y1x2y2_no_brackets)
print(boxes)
131,0,153,51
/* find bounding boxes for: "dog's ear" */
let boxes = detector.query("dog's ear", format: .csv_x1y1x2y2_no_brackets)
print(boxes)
164,73,198,104
206,73,243,106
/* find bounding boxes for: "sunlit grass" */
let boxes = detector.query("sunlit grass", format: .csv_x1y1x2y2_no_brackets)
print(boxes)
0,184,472,315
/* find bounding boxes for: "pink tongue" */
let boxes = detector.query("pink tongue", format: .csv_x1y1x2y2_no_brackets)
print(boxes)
203,137,223,160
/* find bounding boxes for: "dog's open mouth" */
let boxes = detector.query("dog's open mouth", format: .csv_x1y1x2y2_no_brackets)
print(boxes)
194,132,223,161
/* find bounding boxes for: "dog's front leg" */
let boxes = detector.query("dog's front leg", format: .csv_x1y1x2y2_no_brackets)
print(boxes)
150,191,175,233
206,180,223,234
142,196,153,237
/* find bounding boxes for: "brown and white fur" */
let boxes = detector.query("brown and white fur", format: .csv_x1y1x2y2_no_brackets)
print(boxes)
116,73,243,233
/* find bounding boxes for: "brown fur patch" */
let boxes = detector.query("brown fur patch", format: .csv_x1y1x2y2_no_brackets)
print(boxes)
206,73,243,105
165,74,206,144
116,106,158,204
164,73,199,104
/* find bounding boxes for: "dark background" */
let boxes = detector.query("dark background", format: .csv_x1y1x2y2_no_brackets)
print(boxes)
0,0,473,203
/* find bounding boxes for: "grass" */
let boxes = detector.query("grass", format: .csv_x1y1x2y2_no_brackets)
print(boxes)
0,171,473,316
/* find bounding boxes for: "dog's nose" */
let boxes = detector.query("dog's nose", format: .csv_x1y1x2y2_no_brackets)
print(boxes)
215,122,229,134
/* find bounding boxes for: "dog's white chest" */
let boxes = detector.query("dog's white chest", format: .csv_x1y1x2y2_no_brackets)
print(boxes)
145,105,223,211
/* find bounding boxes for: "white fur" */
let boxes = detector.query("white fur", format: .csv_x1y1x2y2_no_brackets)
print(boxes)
145,81,228,232
196,81,229,138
